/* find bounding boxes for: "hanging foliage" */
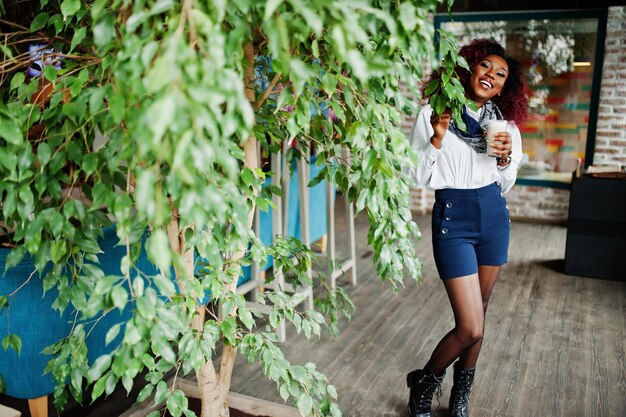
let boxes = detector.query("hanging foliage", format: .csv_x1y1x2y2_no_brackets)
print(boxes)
0,1,463,416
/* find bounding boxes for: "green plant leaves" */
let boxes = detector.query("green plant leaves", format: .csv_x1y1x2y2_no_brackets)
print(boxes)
0,116,23,145
426,29,474,129
9,73,25,91
1,334,22,356
0,0,455,415
61,0,81,20
297,392,314,416
93,12,115,49
147,230,172,273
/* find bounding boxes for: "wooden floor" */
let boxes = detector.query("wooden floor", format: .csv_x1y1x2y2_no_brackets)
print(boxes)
229,212,626,417
2,204,625,417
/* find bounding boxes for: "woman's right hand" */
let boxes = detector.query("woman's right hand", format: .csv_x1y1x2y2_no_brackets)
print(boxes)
429,110,451,149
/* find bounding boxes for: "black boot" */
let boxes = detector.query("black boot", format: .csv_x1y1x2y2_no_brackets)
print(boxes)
449,362,475,417
406,366,445,417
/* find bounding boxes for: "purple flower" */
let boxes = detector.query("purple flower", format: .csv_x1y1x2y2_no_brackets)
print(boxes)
27,44,62,77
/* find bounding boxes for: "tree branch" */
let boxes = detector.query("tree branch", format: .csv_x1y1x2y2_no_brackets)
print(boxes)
0,19,29,31
178,0,198,47
254,71,282,111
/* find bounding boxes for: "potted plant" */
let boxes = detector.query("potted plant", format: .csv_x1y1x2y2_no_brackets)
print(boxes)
0,1,463,416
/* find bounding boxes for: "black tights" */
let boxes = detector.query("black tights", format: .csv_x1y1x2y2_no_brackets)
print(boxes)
427,265,500,375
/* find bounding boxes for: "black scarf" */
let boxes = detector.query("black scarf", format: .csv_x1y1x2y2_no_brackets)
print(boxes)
447,101,504,154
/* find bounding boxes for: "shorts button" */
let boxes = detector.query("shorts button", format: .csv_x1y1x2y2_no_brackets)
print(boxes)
445,215,452,221
500,193,504,197
441,227,448,234
445,202,453,208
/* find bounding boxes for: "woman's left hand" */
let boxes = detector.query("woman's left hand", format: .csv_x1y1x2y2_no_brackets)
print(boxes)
490,131,512,160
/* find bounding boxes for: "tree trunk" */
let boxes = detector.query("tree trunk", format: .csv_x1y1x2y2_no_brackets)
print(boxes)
165,204,225,416
194,41,259,417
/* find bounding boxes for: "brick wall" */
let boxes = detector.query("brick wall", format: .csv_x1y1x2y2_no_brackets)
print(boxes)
595,6,626,166
504,186,570,223
407,6,626,222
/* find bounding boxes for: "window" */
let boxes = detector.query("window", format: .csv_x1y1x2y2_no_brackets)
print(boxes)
436,10,608,188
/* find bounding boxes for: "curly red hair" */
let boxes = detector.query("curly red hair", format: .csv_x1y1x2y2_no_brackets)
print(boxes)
424,39,530,125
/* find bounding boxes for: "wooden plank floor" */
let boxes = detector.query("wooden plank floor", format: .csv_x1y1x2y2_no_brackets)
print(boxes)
229,207,626,417
2,202,625,417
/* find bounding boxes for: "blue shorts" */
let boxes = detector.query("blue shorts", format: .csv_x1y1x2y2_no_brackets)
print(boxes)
431,182,511,280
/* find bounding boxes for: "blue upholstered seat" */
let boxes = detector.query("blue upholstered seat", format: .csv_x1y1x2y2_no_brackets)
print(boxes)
0,252,72,399
0,226,150,400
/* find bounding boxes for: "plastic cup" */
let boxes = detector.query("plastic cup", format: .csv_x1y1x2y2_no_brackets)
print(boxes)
486,120,509,157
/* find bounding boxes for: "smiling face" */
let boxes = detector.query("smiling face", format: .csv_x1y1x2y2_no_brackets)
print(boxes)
467,54,509,106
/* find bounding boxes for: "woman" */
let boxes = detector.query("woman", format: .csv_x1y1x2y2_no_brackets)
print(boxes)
405,39,529,417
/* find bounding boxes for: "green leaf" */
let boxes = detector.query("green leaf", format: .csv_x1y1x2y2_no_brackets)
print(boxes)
37,142,52,166
327,384,337,399
142,353,156,369
137,383,154,402
71,26,87,51
424,79,439,96
0,45,12,59
166,389,187,417
146,95,175,144
88,354,112,382
296,392,313,416
71,369,83,392
111,285,129,311
91,376,107,401
51,239,67,263
311,39,319,58
458,56,470,71
292,1,322,34
264,0,284,21
152,273,176,296
279,383,289,401
10,73,25,91
136,295,156,321
239,306,254,330
220,316,237,345
435,95,447,116
61,0,81,20
150,0,174,15
0,117,23,145
356,188,369,212
105,323,122,345
346,50,368,82
2,334,22,355
81,153,99,176
154,380,169,404
152,338,176,364
135,169,157,218
93,13,115,49
89,87,105,115
399,3,418,31
147,229,172,273
43,65,57,82
30,12,50,31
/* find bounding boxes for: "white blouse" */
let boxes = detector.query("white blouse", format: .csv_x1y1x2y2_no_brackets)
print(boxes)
406,104,523,193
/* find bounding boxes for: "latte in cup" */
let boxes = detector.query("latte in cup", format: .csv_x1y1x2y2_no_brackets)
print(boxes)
486,120,508,157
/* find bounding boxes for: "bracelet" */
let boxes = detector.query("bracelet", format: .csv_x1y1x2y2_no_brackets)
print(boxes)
496,155,511,165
